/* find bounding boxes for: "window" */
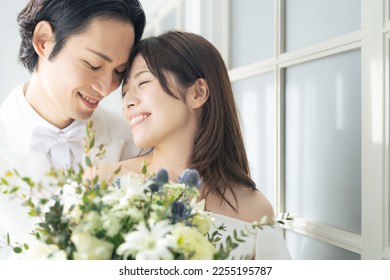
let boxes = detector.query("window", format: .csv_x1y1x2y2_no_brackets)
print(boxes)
142,0,388,259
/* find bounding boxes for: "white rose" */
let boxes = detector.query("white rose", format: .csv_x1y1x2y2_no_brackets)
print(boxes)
71,232,114,260
17,240,67,260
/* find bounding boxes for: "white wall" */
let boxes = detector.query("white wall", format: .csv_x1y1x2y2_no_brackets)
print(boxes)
0,1,30,104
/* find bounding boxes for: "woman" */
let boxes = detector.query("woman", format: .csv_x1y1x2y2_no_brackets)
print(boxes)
105,31,291,259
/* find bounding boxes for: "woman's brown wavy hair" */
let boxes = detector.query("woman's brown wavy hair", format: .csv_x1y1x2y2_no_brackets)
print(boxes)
126,31,256,211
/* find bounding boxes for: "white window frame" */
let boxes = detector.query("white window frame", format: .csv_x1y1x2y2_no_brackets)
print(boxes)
228,0,385,259
360,0,387,260
383,0,390,260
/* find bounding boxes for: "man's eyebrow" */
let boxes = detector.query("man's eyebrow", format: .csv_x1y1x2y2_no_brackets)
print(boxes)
86,48,113,63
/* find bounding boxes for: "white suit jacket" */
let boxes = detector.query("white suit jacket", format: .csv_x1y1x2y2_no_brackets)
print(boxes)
0,84,141,259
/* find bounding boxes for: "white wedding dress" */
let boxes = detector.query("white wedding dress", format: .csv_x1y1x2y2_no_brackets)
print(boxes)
209,213,291,260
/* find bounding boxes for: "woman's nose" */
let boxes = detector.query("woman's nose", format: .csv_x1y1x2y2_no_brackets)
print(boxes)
122,92,138,110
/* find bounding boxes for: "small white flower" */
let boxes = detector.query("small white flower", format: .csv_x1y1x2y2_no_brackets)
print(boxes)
121,173,143,187
71,232,114,260
62,181,83,213
116,220,176,260
73,211,102,233
102,174,147,208
120,207,145,222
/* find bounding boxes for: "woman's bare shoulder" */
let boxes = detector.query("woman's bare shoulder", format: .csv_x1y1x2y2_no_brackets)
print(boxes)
235,186,275,224
205,185,275,224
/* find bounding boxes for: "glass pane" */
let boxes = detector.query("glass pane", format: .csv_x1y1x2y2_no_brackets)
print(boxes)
285,0,361,51
233,73,275,205
389,41,390,248
285,50,361,234
285,230,360,260
231,0,274,68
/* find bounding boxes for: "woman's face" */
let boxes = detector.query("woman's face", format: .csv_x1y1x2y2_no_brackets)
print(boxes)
122,54,195,148
32,17,135,128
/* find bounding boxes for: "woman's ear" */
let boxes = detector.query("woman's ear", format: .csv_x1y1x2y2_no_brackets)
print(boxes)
189,78,209,109
32,21,55,57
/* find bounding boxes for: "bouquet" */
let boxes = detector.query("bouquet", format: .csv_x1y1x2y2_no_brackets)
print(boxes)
0,120,256,260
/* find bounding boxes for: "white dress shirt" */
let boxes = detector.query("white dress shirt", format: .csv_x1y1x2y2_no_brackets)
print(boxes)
17,91,86,170
0,83,141,259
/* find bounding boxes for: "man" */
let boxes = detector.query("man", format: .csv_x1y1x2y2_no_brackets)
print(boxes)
0,0,146,259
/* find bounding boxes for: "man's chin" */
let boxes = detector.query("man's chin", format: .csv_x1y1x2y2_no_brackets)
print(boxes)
74,111,95,121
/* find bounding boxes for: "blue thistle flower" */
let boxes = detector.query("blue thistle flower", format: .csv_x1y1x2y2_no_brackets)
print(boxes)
171,201,191,223
155,169,169,184
94,182,101,190
179,169,201,188
113,177,121,189
148,183,160,193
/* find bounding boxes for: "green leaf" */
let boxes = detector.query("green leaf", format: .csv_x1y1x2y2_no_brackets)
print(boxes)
1,178,9,185
141,160,149,176
13,247,22,254
22,177,35,187
39,198,49,205
93,176,99,186
89,138,95,149
85,156,92,167
114,165,122,176
13,169,20,176
10,186,20,194
78,163,84,174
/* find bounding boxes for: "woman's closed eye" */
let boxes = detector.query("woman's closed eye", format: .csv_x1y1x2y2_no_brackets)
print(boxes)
138,80,150,87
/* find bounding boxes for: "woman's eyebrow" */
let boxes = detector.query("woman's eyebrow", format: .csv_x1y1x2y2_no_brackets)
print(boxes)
133,69,151,79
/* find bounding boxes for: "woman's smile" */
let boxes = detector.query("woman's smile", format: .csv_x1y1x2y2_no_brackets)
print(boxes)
129,113,150,129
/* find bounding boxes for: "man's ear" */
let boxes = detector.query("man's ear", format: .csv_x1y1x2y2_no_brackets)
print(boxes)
189,78,209,109
32,21,55,57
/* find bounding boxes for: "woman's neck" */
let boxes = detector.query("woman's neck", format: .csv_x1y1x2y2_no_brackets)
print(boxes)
146,143,192,181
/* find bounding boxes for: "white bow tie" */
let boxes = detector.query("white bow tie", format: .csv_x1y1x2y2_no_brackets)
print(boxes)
29,124,86,170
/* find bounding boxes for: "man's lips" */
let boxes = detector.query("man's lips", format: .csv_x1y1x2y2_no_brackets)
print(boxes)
78,92,100,109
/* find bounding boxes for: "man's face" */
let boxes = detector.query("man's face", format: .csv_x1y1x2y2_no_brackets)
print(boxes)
32,17,135,128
